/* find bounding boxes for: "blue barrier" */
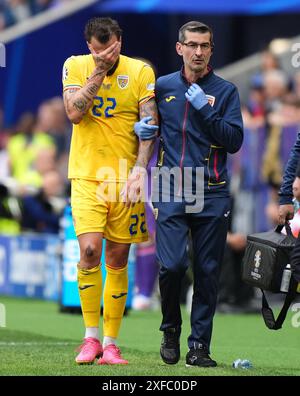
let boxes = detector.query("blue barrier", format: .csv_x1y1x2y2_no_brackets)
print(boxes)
0,234,60,300
61,206,136,309
0,207,136,308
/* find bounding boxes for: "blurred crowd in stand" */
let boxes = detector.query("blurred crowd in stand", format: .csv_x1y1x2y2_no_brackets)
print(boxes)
0,97,70,235
1,45,300,312
0,0,73,30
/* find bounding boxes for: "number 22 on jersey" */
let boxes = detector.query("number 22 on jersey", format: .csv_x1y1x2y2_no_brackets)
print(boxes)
92,96,117,118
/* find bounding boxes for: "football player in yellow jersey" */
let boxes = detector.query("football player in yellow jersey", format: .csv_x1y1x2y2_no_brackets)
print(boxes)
62,17,158,365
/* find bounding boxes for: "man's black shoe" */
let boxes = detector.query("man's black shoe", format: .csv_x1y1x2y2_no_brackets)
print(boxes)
160,328,181,364
186,345,217,367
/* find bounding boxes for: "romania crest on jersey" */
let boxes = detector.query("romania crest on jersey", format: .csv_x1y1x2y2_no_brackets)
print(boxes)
117,75,129,89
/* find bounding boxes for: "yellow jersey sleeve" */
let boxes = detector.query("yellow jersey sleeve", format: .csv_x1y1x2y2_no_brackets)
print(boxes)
138,64,155,104
62,56,83,91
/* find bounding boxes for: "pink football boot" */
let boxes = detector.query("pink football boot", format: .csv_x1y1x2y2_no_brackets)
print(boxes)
75,337,103,364
98,344,128,365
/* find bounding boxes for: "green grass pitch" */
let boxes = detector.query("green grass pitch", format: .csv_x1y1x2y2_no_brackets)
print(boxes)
0,296,299,376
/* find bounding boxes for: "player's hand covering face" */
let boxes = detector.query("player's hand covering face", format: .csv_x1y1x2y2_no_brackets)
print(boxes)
88,36,121,73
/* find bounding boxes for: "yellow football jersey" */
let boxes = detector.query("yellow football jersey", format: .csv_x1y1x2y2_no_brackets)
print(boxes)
62,54,155,181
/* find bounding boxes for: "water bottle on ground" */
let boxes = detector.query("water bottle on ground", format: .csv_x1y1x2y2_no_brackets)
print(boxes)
232,359,253,369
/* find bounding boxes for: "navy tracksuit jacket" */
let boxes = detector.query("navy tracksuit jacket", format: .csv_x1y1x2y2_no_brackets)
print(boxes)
154,67,243,350
278,132,300,205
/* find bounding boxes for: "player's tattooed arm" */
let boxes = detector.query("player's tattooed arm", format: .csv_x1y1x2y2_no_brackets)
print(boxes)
123,139,155,207
63,74,105,124
63,41,120,124
135,98,159,167
139,97,159,127
121,98,158,206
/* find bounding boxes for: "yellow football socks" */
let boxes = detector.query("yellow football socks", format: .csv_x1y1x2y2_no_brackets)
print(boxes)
77,264,102,328
103,265,128,338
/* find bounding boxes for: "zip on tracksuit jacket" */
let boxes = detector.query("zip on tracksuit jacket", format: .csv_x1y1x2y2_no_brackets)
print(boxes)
155,67,243,198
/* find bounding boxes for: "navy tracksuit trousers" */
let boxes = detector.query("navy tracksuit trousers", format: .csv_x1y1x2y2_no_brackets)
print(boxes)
155,196,230,351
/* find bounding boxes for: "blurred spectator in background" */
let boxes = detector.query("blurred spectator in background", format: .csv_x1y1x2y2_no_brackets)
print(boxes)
260,49,280,71
21,169,65,233
242,76,265,130
0,0,73,30
36,98,70,157
0,99,70,235
243,49,288,129
246,76,265,124
1,0,32,28
47,97,71,157
0,182,21,235
32,0,54,13
0,131,10,181
0,106,10,181
0,6,5,30
267,96,300,127
252,49,281,86
263,69,290,114
292,71,300,100
35,97,71,181
34,146,56,176
7,111,55,190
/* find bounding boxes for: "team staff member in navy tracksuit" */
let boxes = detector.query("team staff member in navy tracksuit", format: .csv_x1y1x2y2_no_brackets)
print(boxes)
135,21,243,367
278,136,300,292
278,133,300,225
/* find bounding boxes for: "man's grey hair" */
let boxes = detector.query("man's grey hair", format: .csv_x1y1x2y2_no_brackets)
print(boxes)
178,21,214,48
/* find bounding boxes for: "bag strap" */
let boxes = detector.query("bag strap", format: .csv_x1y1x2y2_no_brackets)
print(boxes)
275,222,293,236
261,278,297,330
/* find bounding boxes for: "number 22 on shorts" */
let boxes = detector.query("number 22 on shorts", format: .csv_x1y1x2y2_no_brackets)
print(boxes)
129,213,146,235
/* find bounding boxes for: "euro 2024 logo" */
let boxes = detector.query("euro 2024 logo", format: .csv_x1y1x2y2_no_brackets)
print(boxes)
254,250,261,271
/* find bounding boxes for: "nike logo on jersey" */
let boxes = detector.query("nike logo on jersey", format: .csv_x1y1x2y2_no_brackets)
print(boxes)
112,292,128,299
224,211,230,218
79,285,94,290
165,96,176,102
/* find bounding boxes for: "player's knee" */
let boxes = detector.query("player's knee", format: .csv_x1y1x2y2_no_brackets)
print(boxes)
105,247,129,269
80,244,101,269
85,245,96,258
106,259,127,269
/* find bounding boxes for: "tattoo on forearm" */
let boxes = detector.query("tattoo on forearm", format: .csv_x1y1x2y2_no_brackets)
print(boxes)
136,140,155,168
86,83,99,96
135,99,158,168
140,99,158,124
64,67,105,119
73,98,87,113
64,89,78,114
82,92,92,101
